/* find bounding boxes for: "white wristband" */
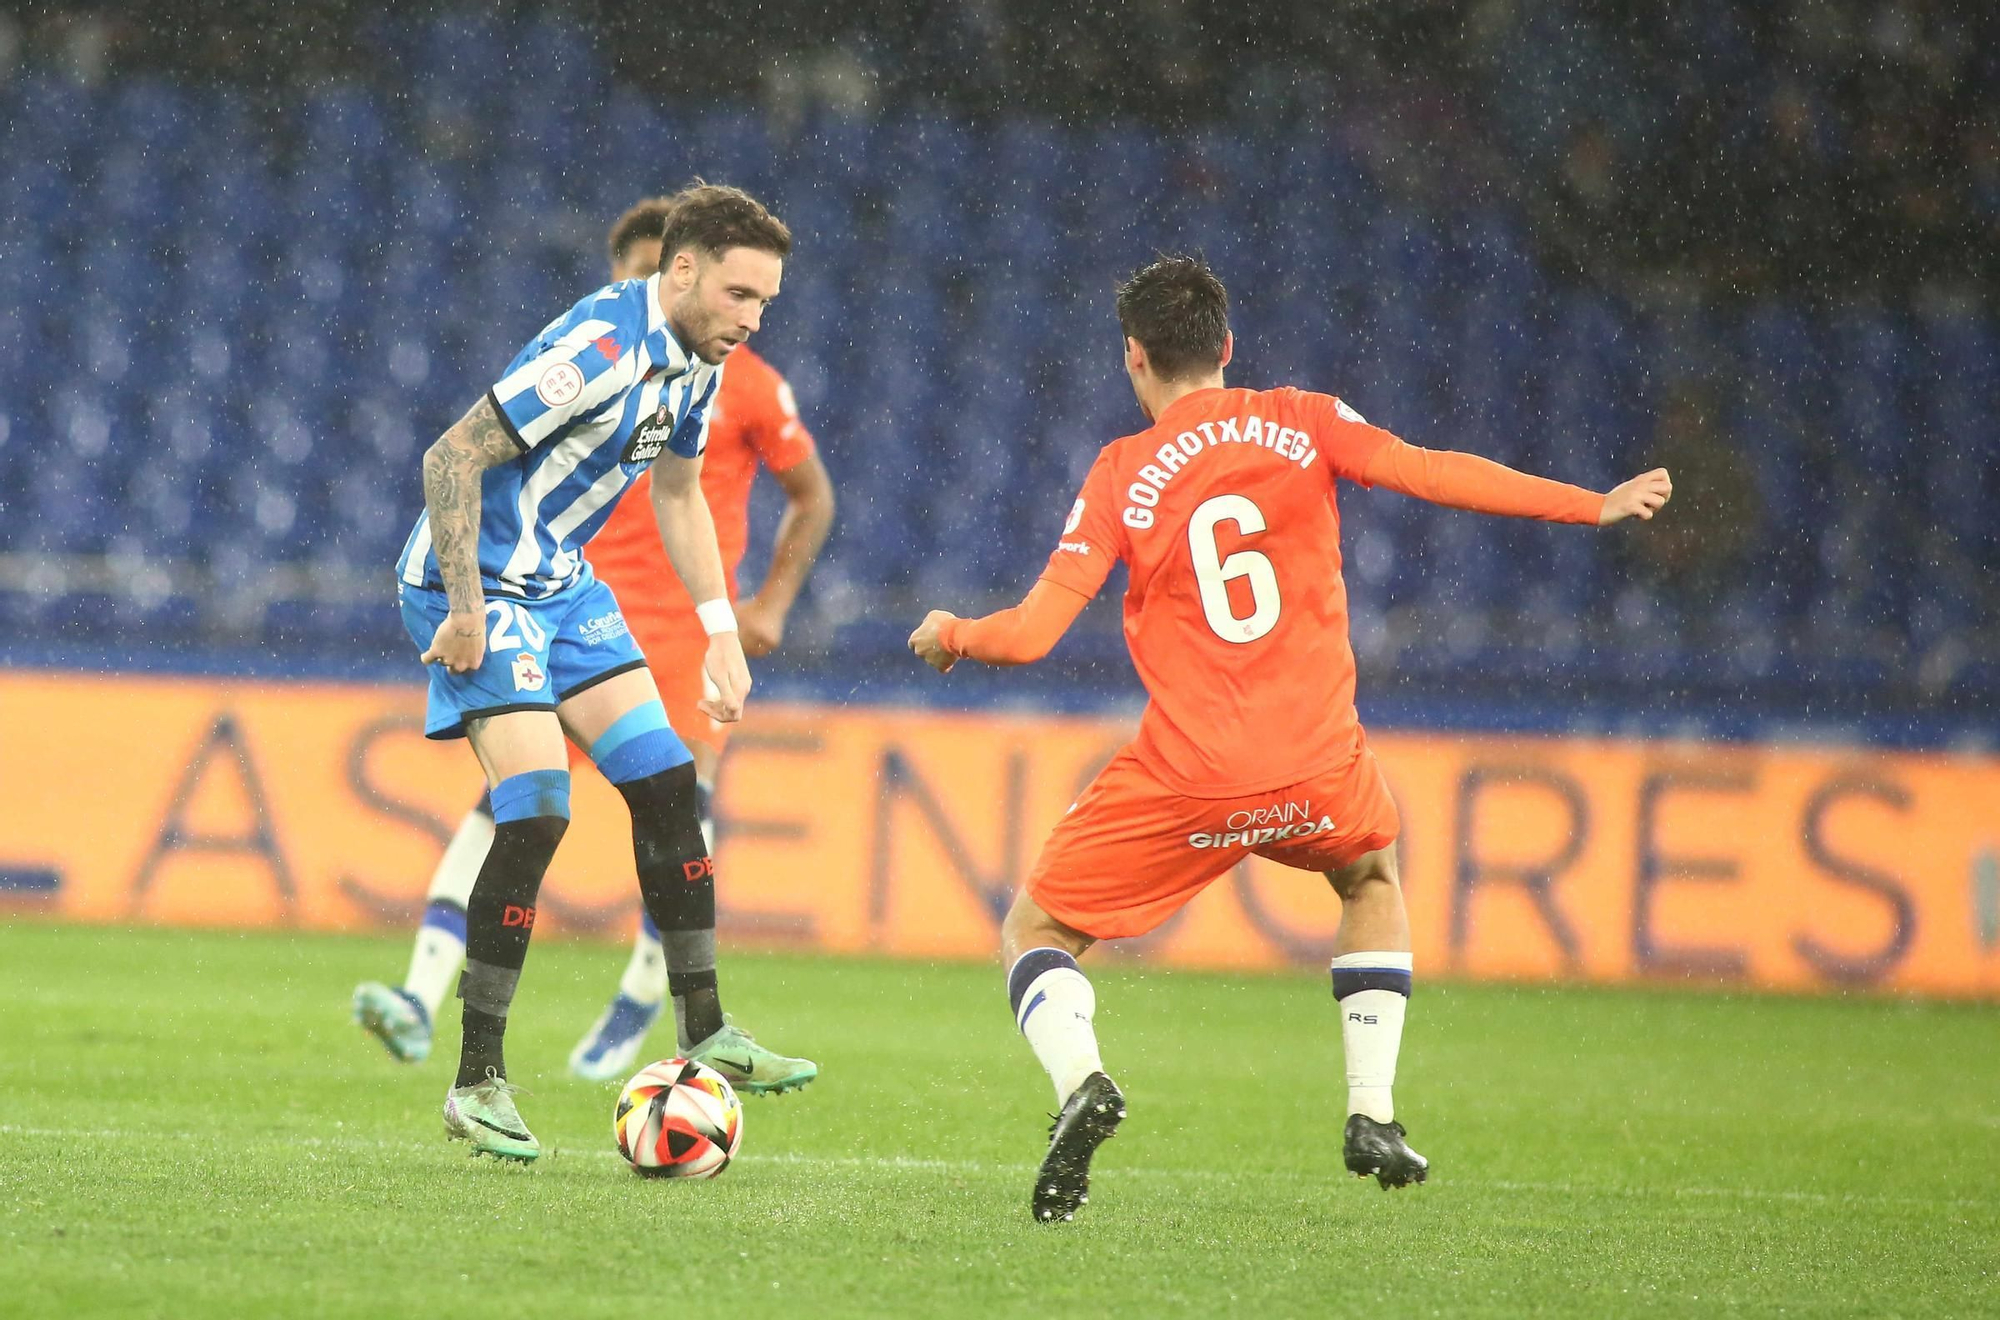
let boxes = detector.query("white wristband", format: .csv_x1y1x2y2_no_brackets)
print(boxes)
696,599,738,636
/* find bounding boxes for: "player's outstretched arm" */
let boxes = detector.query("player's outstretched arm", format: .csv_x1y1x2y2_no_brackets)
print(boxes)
908,579,1092,673
651,452,751,722
1359,438,1670,528
738,455,835,658
418,396,522,673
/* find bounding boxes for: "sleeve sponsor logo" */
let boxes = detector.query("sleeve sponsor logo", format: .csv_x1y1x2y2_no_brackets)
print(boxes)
776,380,800,419
1334,398,1367,424
536,361,585,408
622,402,675,464
1057,539,1092,556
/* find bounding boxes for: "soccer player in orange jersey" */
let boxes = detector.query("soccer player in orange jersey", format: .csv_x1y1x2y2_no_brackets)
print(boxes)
355,197,835,1092
908,256,1671,1223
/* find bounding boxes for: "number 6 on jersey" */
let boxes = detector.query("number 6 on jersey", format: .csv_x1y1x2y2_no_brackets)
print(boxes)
1188,494,1280,643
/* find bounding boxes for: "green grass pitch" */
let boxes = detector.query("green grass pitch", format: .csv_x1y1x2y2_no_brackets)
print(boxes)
2,922,1995,1318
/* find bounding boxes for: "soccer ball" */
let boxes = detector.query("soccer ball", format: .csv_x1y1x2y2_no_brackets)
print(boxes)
614,1057,744,1178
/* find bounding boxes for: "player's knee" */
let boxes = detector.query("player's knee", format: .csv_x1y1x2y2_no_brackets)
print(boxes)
488,768,576,872
1000,889,1091,964
486,770,571,868
1325,843,1399,902
489,770,571,829
614,758,700,824
502,811,569,858
591,700,692,787
617,761,708,864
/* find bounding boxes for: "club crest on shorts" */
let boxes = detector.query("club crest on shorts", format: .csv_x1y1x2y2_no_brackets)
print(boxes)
512,652,547,692
623,401,675,464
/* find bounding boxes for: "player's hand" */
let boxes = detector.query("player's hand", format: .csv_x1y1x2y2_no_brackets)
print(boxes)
734,593,785,659
421,610,486,673
699,632,752,723
1600,468,1673,525
908,610,959,674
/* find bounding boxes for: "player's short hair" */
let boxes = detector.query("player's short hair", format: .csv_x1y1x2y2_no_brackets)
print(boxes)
608,197,675,265
1116,255,1230,381
657,182,793,270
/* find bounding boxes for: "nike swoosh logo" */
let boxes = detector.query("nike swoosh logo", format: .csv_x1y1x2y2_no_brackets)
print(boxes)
469,1114,532,1142
712,1053,757,1075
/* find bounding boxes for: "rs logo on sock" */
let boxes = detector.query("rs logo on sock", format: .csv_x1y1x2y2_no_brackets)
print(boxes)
502,904,537,929
681,857,715,883
1348,1012,1378,1024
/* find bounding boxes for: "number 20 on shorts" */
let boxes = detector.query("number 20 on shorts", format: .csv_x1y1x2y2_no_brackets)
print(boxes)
485,599,548,652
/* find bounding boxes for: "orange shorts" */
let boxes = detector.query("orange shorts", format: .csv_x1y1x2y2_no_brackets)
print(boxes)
626,608,730,757
1026,739,1400,941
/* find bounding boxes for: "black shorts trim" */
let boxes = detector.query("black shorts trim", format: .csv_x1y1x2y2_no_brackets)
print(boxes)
556,658,650,703
431,700,554,740
485,389,531,453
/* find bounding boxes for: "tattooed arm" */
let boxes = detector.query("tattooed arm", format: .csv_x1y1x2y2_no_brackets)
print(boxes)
417,395,523,673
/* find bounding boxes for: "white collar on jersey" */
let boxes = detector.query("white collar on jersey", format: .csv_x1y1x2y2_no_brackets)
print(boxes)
645,273,694,380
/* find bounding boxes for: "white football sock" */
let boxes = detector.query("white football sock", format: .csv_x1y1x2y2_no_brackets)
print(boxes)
618,926,668,1007
1008,948,1105,1106
399,807,492,1019
1331,951,1412,1123
427,806,492,908
401,918,465,1023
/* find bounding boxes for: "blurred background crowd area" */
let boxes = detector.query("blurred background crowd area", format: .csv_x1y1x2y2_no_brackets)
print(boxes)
2,1,1995,739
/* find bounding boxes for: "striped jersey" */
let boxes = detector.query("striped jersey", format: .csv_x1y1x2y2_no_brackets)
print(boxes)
397,273,721,600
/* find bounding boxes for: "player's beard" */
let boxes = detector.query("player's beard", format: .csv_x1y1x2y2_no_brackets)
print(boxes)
669,291,737,365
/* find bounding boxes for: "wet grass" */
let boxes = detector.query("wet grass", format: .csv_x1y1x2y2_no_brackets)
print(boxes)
3,923,1995,1318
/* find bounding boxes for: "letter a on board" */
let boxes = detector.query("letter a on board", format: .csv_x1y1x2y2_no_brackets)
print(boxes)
129,711,298,918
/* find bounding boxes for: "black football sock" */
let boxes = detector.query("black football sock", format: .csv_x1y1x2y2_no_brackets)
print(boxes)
663,777,721,1047
458,1006,509,1086
455,773,569,1088
616,763,725,1045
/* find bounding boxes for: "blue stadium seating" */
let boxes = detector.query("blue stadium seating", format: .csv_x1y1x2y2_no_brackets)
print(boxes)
0,13,1993,706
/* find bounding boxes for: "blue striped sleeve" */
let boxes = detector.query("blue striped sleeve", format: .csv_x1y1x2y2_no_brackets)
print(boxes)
667,371,721,460
490,315,634,452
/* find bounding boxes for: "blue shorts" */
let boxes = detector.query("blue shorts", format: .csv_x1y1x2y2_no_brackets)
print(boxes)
399,575,650,740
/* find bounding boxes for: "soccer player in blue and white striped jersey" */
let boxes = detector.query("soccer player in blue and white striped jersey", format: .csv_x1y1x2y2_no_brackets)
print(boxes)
394,184,802,1162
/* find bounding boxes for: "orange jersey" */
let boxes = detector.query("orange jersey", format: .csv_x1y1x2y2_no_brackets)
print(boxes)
990,385,1604,798
1030,386,1396,797
586,344,816,614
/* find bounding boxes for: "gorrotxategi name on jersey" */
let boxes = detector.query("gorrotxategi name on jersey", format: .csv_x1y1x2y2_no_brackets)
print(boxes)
397,272,720,601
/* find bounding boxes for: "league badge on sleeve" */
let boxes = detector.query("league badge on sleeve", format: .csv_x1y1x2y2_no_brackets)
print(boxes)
623,401,676,464
512,652,547,692
536,361,585,408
